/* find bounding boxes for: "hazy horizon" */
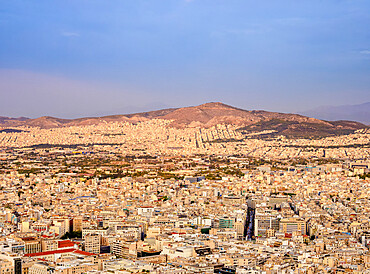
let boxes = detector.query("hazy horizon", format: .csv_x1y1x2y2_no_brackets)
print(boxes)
1,0,370,118
1,101,369,124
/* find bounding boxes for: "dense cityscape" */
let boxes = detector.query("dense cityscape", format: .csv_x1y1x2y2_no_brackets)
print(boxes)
1,0,370,273
0,118,369,273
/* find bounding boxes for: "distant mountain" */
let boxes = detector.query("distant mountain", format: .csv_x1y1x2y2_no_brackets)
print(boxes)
0,102,367,138
302,102,370,125
0,116,29,127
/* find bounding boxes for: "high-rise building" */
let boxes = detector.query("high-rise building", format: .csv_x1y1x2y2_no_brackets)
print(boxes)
219,218,235,229
85,234,100,254
0,252,22,274
279,218,306,235
254,215,280,237
73,217,83,231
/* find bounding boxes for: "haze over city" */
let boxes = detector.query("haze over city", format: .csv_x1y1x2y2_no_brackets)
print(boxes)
1,0,370,118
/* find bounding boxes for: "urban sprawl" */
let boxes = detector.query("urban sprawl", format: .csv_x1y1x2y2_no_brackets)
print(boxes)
0,120,370,273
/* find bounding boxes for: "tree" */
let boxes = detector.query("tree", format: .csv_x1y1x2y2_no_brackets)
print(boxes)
61,231,82,239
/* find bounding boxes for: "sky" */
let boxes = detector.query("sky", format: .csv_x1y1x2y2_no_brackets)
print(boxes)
0,0,369,118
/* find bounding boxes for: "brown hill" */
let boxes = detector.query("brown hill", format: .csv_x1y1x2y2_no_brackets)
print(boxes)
159,102,260,127
0,116,29,127
0,102,367,137
157,102,331,128
25,116,72,128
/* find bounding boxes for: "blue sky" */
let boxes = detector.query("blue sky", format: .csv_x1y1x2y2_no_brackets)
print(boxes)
0,0,369,118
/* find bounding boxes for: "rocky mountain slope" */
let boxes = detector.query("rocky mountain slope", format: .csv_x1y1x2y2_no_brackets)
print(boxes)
0,102,367,138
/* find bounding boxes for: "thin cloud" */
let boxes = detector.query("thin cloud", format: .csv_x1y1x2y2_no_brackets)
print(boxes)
211,25,268,38
276,17,307,25
360,50,370,55
226,29,259,35
61,31,80,37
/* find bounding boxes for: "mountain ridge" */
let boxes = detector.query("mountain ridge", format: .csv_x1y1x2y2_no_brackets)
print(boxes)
0,102,367,138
